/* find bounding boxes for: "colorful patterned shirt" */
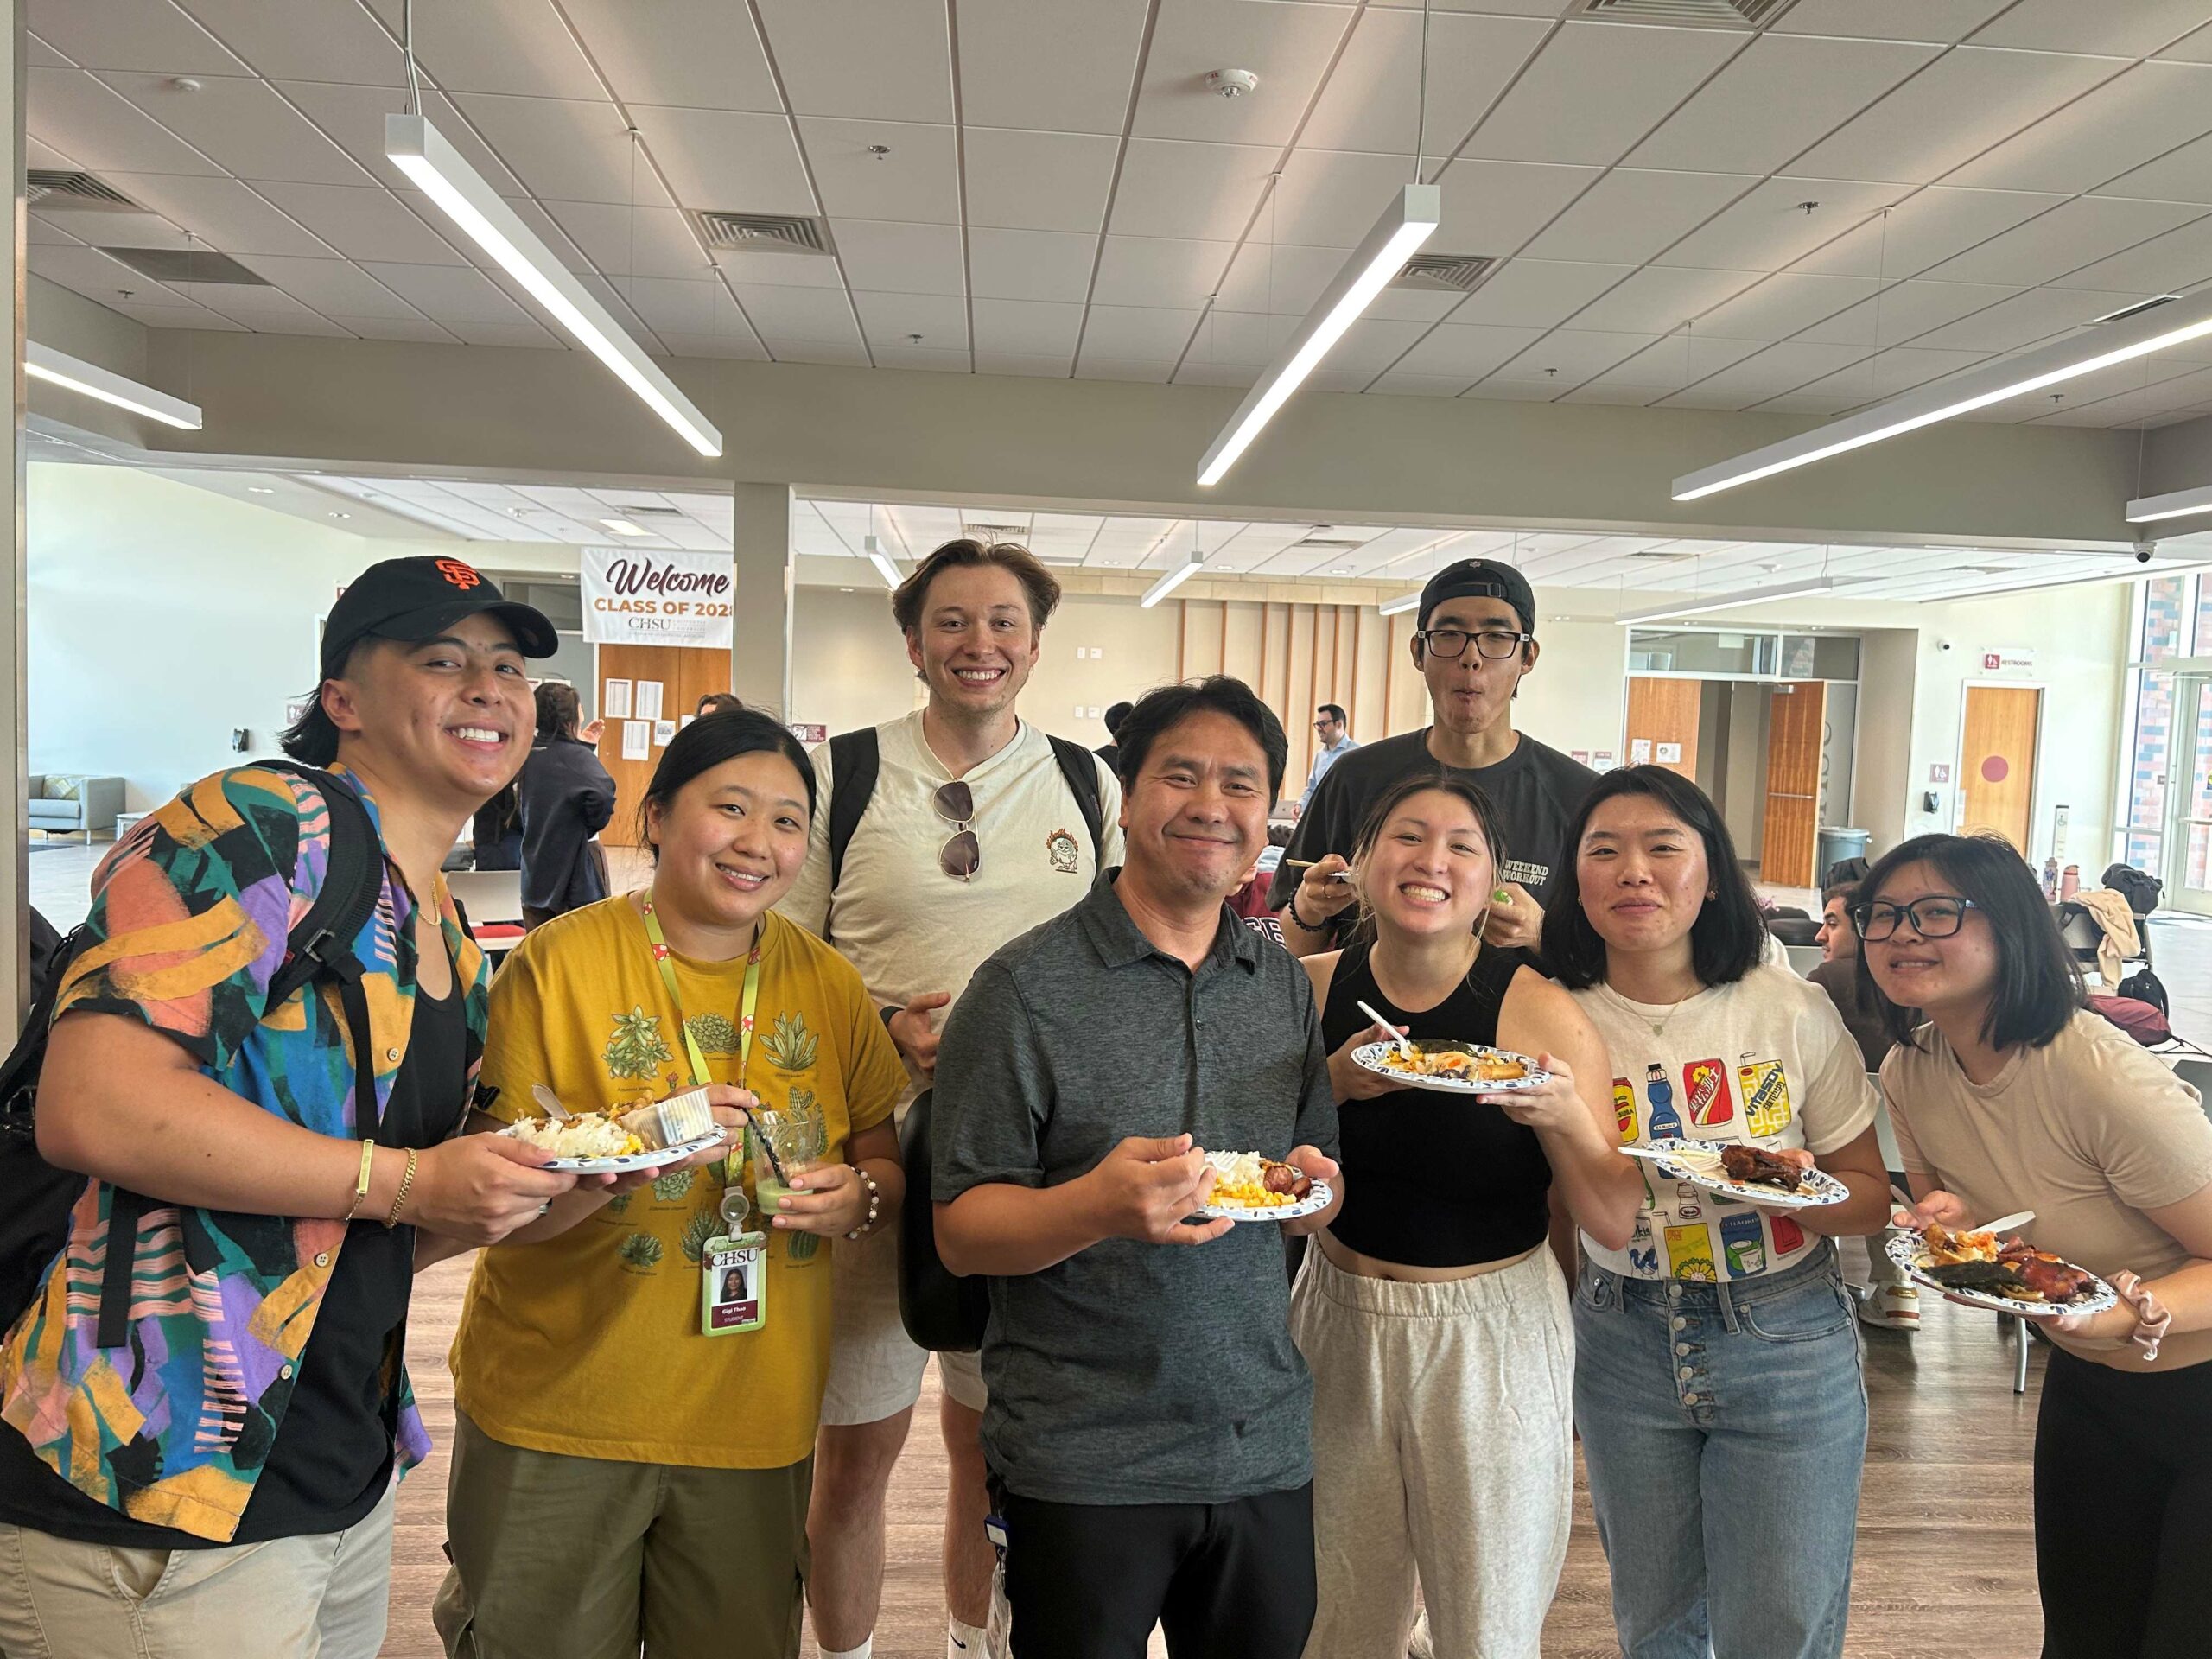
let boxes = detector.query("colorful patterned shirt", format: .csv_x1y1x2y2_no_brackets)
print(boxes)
0,765,489,1542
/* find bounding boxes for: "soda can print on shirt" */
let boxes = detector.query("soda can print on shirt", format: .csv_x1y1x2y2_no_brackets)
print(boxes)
1665,1223,1718,1282
1738,1058,1794,1137
1768,1213,1808,1256
1719,1211,1767,1278
1681,1058,1736,1129
1612,1077,1639,1141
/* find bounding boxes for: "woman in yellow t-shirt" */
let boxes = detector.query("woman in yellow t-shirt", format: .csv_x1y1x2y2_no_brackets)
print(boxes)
435,709,907,1659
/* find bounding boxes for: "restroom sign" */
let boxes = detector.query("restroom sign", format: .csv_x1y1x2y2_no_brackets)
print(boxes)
1981,647,2034,674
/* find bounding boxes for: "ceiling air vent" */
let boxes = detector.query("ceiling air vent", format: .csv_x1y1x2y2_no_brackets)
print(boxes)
610,504,685,518
963,522,1029,543
1291,536,1365,552
1392,253,1499,295
99,246,268,286
29,170,135,208
1581,0,1797,25
694,212,836,256
1630,550,1699,560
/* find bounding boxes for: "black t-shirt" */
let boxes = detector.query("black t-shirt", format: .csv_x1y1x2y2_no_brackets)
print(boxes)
1268,728,1600,928
0,976,468,1548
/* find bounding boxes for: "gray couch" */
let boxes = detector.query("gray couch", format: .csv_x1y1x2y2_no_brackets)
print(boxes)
29,774,124,839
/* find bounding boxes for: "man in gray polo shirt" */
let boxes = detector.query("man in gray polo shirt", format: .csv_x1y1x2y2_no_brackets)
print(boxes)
932,677,1342,1659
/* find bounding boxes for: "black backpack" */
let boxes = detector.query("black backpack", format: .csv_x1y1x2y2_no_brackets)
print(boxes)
0,765,385,1344
896,1089,989,1353
2101,863,2164,917
2116,966,2171,1019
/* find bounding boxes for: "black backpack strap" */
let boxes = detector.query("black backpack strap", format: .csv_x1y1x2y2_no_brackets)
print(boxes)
1046,736,1105,867
826,728,881,898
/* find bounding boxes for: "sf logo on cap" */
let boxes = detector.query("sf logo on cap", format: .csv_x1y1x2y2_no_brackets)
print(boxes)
435,558,484,592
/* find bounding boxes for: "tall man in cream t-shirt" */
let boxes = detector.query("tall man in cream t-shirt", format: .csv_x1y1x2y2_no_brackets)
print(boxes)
780,537,1123,1659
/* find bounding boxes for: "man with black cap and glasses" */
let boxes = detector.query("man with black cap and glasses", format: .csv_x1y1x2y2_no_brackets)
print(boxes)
1271,558,1598,959
0,556,582,1659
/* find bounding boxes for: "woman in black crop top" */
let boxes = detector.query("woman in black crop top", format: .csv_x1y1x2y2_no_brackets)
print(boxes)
1290,773,1640,1659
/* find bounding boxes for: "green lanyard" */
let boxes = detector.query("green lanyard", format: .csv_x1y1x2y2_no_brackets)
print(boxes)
639,893,761,1185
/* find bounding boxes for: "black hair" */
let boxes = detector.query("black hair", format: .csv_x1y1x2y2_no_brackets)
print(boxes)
1318,703,1347,726
1540,765,1767,991
696,691,746,717
278,637,376,766
1821,881,1859,912
535,680,582,741
1345,772,1507,946
1855,833,2082,1052
1103,700,1135,739
635,708,817,861
1114,677,1288,800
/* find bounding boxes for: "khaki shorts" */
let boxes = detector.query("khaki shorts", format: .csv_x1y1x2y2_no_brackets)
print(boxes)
434,1412,810,1659
819,1224,988,1425
0,1481,396,1659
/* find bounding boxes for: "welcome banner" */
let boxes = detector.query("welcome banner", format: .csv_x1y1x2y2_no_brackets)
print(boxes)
581,546,734,649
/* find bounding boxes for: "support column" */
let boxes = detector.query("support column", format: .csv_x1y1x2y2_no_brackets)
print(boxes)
728,482,793,720
3,0,26,1020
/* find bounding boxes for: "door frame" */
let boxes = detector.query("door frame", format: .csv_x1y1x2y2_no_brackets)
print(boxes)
1953,677,2048,858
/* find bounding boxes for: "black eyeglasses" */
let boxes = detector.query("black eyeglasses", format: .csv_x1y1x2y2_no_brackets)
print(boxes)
1415,627,1532,662
1853,896,1978,942
934,780,979,881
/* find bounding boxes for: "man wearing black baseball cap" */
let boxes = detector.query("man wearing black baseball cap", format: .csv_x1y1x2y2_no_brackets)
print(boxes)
1270,557,1599,957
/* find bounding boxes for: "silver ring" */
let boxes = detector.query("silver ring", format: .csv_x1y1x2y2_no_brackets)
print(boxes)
537,1201,550,1216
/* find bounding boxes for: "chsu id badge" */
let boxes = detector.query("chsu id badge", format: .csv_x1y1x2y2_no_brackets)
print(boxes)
702,1177,766,1337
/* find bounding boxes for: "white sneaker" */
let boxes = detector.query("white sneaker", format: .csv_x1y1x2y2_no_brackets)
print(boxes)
1855,1279,1920,1331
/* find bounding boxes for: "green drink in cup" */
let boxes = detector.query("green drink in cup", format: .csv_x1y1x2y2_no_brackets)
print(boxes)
752,1103,824,1260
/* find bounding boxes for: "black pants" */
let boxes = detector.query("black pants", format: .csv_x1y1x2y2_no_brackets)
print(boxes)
995,1479,1316,1659
2036,1347,2212,1657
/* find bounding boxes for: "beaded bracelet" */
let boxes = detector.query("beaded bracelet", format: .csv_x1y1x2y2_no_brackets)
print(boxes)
845,1164,882,1242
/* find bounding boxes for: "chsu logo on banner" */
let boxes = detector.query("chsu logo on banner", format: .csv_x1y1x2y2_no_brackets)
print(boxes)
582,546,734,649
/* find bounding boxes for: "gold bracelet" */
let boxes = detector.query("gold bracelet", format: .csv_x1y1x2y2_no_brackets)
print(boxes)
343,1139,377,1223
385,1148,418,1228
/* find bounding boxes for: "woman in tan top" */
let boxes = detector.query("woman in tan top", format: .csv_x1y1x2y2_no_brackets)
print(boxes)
1858,834,2212,1659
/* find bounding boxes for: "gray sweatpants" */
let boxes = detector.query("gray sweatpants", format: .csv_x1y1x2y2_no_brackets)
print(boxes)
1290,1243,1574,1659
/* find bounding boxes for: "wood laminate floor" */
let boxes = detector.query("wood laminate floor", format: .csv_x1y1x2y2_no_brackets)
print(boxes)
379,1259,2050,1659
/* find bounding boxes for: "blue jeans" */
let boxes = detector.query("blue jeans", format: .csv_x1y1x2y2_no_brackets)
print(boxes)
1573,1246,1867,1659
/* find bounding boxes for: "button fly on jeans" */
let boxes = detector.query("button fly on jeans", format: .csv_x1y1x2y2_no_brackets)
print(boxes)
1669,1315,1687,1331
1675,1342,1691,1357
1676,1365,1694,1382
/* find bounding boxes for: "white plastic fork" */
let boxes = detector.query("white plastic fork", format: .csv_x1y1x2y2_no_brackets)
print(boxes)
1357,1000,1413,1057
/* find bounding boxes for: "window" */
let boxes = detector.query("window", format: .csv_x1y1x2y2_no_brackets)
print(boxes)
2119,575,2193,873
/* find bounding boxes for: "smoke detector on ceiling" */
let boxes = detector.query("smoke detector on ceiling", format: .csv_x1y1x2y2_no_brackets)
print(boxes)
1205,68,1259,98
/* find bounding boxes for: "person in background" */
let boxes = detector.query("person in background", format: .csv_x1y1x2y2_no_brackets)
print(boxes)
1096,699,1134,774
780,537,1122,1659
1297,703,1359,813
1274,560,1596,960
518,679,617,929
0,556,575,1659
698,691,747,718
1545,766,1890,1659
1295,772,1640,1656
436,712,907,1659
1863,835,2212,1659
933,677,1340,1659
471,780,523,870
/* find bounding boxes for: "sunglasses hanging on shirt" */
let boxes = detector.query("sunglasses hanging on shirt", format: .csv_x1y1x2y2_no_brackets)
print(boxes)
936,780,979,881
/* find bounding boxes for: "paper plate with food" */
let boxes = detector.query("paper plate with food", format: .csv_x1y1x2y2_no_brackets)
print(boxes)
1351,1040,1552,1095
1885,1223,2116,1320
1623,1137,1849,1210
1193,1150,1333,1223
499,1110,723,1174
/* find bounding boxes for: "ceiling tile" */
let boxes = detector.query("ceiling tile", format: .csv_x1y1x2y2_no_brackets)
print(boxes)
764,335,870,366
559,0,780,112
1771,1,2012,45
186,284,353,335
973,298,1084,358
1214,240,1344,315
357,0,605,99
832,219,966,296
973,351,1075,378
2057,213,2212,292
604,275,722,336
1487,327,1661,383
1789,47,2125,187
29,67,225,176
1969,0,2212,56
1521,168,1752,264
252,181,465,264
1108,137,1271,241
277,82,526,197
358,260,536,324
29,242,184,304
1268,148,1426,248
1446,258,1634,327
1787,345,1987,404
627,106,816,216
101,173,337,257
1173,359,1260,389
25,33,67,69
726,283,860,342
799,118,960,223
1923,194,2207,285
89,71,363,190
1575,334,1767,391
652,332,773,361
1946,62,2212,197
1430,158,1601,254
872,344,972,373
1790,186,2070,280
1465,21,1744,168
26,214,83,246
754,0,953,124
1299,9,1548,157
957,0,1148,136
101,296,246,330
175,0,405,85
1796,278,2027,346
327,314,459,343
965,127,1121,234
1653,176,1904,272
449,93,639,207
1091,236,1234,308
31,0,247,74
1134,0,1352,149
235,253,426,319
2097,130,2212,207
1905,285,2152,353
968,227,1097,302
1567,264,1762,334
2161,24,2212,65
543,200,711,281
1690,270,1878,341
441,319,562,347
1077,304,1201,359
1387,321,1544,379
849,290,969,350
1659,340,1871,404
709,245,848,289
1628,35,1940,177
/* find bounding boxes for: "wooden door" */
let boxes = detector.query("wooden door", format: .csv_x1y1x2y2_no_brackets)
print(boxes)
594,642,734,847
1625,678,1701,779
1760,680,1825,887
1959,684,2041,854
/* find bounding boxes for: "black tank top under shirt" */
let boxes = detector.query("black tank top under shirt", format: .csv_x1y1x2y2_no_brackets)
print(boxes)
1320,942,1553,1268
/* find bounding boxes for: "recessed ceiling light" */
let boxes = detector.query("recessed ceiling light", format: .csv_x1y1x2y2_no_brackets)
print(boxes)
246,486,274,494
328,511,351,519
601,518,649,537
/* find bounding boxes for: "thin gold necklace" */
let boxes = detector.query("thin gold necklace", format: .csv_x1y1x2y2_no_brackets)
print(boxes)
1602,981,1698,1040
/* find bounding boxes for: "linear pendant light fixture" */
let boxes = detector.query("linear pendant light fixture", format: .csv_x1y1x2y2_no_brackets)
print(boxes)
1377,591,1423,616
863,534,902,590
2127,484,2212,524
386,113,721,458
26,341,201,429
1142,549,1206,608
1673,286,2212,503
1197,183,1440,487
1616,575,1840,626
